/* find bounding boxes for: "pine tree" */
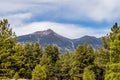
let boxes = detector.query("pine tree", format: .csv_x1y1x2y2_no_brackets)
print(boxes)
32,42,43,69
32,65,48,80
69,44,94,80
23,43,33,79
94,48,109,79
105,23,120,80
0,19,16,78
43,44,60,79
110,31,120,63
12,43,26,78
83,66,95,80
59,52,71,79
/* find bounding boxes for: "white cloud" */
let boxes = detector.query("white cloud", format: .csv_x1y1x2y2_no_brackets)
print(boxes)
0,13,32,27
0,0,120,22
0,0,116,39
13,21,109,39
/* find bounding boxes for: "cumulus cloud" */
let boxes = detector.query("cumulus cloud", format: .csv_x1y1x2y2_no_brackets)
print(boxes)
0,0,117,38
0,0,120,22
13,21,109,39
0,13,32,27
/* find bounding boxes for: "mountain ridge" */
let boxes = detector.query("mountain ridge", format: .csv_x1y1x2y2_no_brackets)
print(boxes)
17,29,102,52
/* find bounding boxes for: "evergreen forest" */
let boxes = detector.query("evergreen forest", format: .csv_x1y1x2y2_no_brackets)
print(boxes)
0,19,120,80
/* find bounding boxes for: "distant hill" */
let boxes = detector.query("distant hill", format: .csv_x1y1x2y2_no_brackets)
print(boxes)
73,36,102,48
17,29,102,52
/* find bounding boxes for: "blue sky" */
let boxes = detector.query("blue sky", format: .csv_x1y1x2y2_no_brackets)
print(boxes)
0,0,120,39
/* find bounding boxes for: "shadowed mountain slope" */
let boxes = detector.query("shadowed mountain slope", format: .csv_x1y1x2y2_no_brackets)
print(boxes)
17,29,102,52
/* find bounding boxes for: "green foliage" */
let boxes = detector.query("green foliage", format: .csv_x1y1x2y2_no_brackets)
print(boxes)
94,48,109,79
12,43,26,78
110,30,120,63
58,52,71,79
105,63,120,80
102,36,109,49
13,72,20,80
94,48,109,68
83,66,95,80
0,19,16,78
32,42,42,65
105,23,120,80
42,45,60,79
110,22,119,42
32,65,47,80
45,44,60,63
6,42,43,79
105,73,120,80
69,44,94,79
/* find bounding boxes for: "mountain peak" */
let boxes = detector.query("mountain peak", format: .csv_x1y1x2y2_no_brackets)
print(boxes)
18,29,102,52
81,35,96,38
34,29,54,35
46,29,53,32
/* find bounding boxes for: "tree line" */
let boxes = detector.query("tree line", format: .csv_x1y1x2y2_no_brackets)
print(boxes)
0,19,120,80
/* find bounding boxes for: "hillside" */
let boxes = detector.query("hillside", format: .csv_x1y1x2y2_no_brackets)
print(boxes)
17,29,102,52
